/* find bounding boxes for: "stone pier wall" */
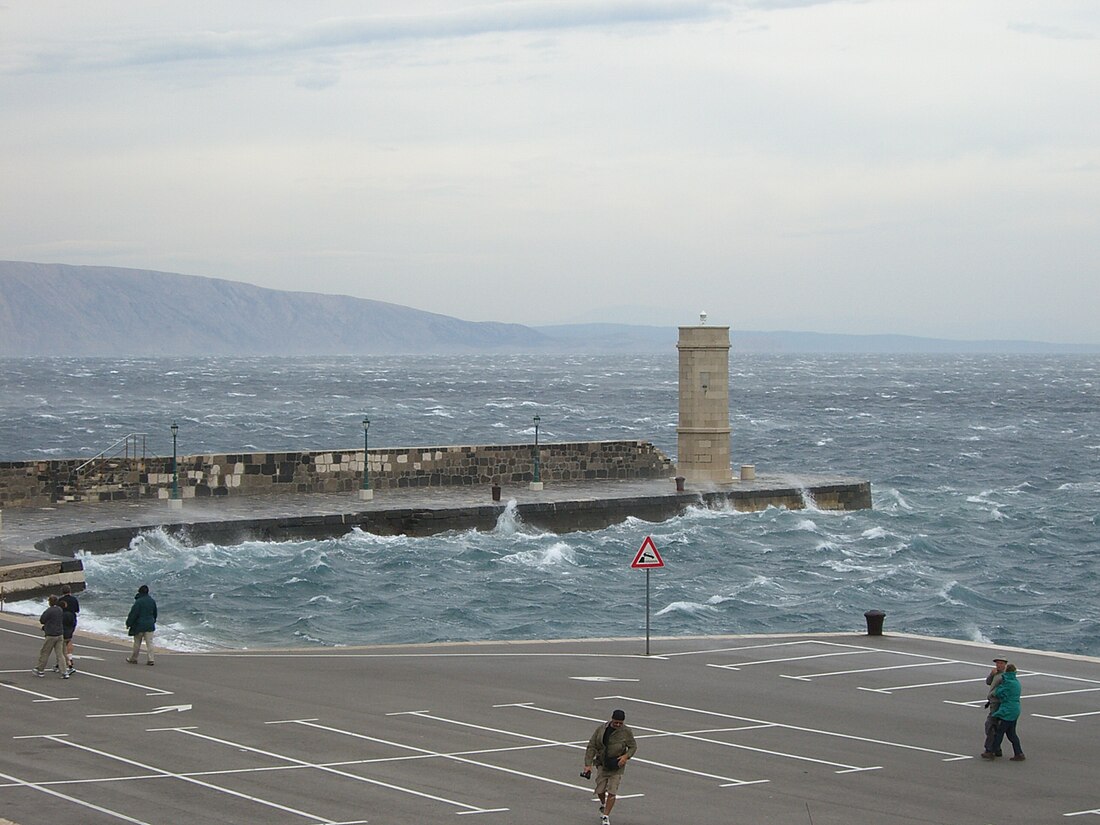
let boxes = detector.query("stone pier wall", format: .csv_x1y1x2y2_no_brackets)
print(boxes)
0,441,673,509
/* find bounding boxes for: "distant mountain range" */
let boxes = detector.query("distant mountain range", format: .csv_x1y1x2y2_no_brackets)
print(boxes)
1,261,1096,356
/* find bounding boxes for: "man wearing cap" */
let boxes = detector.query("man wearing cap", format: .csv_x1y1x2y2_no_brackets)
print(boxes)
983,657,1008,757
584,709,637,825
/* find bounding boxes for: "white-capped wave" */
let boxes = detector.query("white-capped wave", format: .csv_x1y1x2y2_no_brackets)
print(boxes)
497,541,576,568
655,601,718,617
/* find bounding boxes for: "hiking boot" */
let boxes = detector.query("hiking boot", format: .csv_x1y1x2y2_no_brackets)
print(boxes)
1010,754,1026,761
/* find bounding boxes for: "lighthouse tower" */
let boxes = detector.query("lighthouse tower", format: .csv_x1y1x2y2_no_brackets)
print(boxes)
676,312,732,484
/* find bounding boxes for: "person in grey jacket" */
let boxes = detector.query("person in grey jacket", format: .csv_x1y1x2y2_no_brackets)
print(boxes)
34,595,68,677
125,584,158,665
583,709,638,825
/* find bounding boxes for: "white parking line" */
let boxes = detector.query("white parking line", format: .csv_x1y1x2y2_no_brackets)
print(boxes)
277,716,573,796
598,695,969,762
780,660,947,681
1033,710,1100,723
0,682,80,702
502,701,856,776
33,733,348,823
178,725,506,815
0,767,153,825
709,650,870,671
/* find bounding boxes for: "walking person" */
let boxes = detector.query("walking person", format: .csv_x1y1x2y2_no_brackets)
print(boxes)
58,584,80,675
34,595,69,678
982,663,1025,761
583,709,638,825
125,584,157,665
982,657,1007,757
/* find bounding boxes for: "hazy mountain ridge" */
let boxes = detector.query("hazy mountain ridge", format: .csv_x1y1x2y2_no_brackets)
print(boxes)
1,262,1095,356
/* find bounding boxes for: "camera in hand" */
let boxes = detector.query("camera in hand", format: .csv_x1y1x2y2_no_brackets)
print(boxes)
580,769,591,779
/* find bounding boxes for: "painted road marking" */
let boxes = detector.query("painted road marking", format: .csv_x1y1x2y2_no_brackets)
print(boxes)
708,649,869,670
570,676,640,682
1033,710,1100,722
72,670,173,697
187,724,507,815
88,704,192,718
598,694,969,763
37,733,347,823
0,681,80,702
277,717,570,802
505,700,838,777
0,767,153,825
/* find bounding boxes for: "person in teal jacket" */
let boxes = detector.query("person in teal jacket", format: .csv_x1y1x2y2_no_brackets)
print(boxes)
982,663,1024,761
125,584,158,665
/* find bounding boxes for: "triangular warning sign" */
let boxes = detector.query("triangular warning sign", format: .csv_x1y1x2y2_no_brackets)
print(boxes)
631,535,665,569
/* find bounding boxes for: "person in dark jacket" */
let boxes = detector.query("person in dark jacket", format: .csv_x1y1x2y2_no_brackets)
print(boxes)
125,584,158,665
34,595,68,677
583,709,638,825
983,663,1025,761
58,584,80,675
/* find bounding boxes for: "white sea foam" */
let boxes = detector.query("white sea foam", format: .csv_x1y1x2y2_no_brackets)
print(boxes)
655,601,718,617
497,542,576,568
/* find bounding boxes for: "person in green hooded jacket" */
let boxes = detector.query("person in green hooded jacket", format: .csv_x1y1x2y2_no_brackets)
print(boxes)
982,663,1024,761
125,584,158,665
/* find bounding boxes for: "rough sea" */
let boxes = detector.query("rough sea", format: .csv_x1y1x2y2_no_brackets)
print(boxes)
2,354,1098,657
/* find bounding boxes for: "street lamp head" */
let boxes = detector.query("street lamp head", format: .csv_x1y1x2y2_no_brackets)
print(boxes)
170,422,178,436
533,414,541,425
362,416,370,433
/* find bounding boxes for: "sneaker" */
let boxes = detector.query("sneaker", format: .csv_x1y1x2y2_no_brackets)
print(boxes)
1010,754,1026,761
50,665,60,672
980,752,995,760
61,672,70,679
599,806,605,814
65,667,75,677
125,658,137,664
33,669,45,677
601,816,610,825
146,661,155,666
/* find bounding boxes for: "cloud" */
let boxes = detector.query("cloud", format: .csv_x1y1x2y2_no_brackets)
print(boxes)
1007,20,1096,41
4,1,733,75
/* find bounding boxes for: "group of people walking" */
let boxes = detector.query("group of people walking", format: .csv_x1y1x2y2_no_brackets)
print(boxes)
33,583,158,674
33,584,79,677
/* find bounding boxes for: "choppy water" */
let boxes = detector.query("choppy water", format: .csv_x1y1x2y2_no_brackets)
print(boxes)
2,355,1098,656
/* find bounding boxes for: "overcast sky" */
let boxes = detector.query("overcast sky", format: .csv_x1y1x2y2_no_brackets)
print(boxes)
2,1,1097,343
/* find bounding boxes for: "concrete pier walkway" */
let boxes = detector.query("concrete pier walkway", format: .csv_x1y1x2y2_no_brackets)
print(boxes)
0,474,869,597
1,615,1096,825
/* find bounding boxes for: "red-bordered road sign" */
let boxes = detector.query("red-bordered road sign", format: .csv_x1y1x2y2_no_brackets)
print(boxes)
631,535,665,569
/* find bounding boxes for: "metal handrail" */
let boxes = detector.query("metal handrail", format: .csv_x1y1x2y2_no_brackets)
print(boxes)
74,433,149,476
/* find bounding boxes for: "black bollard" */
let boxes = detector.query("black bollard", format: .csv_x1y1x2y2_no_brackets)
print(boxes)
864,609,886,636
491,484,501,502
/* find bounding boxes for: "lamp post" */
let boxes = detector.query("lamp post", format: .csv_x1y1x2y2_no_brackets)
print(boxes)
530,414,543,491
359,416,373,501
168,422,182,509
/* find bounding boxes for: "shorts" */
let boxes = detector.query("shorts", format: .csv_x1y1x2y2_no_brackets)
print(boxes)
594,766,623,796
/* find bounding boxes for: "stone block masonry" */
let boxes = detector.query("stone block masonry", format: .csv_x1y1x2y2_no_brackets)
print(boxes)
0,441,673,509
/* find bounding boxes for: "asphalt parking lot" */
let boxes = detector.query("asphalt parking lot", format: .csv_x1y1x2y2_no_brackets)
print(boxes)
2,615,1098,825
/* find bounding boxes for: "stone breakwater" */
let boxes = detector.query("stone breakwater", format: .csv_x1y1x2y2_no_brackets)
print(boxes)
0,440,672,509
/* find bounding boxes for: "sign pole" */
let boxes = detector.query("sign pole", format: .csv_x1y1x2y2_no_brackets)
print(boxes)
645,569,651,656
